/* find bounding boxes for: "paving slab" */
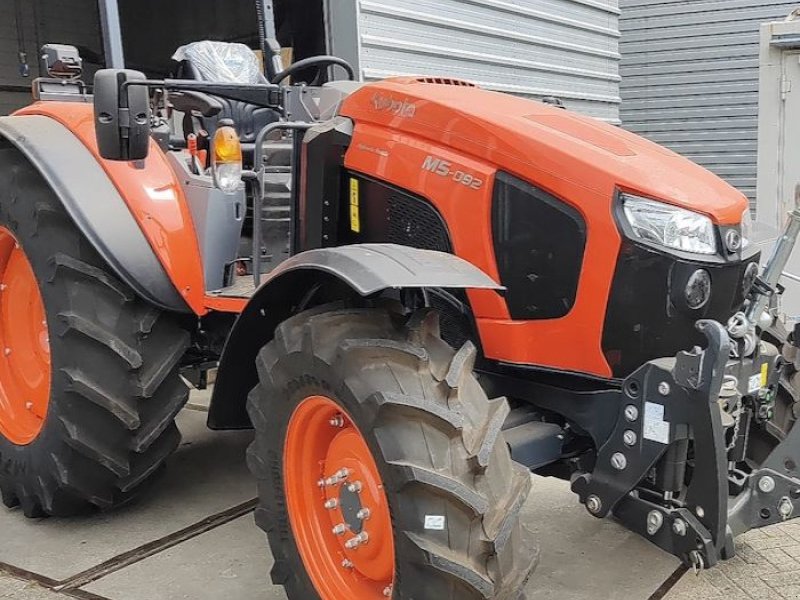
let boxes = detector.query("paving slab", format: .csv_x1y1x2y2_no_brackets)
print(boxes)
523,476,679,599
0,409,255,582
664,523,800,600
0,575,66,599
77,474,677,600
82,515,283,600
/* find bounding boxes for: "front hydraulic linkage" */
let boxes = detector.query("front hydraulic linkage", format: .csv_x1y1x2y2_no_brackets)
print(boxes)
572,320,782,569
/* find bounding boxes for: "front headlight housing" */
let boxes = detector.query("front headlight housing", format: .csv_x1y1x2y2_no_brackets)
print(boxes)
621,193,717,255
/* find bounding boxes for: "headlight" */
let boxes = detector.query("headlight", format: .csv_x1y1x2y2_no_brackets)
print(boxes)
740,208,752,249
685,269,711,309
621,193,717,255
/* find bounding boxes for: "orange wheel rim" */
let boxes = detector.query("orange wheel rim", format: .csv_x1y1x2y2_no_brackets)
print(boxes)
0,227,50,445
284,395,395,599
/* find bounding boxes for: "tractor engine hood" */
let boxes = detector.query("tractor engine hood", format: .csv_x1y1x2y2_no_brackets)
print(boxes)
340,78,747,226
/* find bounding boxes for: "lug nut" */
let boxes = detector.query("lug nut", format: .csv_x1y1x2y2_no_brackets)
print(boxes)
4,348,10,356
25,401,32,410
624,405,639,422
345,532,369,549
332,523,347,536
383,586,393,597
357,508,371,520
324,498,338,510
646,510,664,535
329,414,345,428
341,559,354,569
623,430,638,447
611,452,627,471
586,495,602,516
758,476,776,494
672,519,687,536
324,469,350,487
347,481,363,493
658,382,671,396
696,506,705,519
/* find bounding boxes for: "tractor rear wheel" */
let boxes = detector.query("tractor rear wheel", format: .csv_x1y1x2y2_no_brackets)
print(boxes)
247,305,537,599
0,146,190,517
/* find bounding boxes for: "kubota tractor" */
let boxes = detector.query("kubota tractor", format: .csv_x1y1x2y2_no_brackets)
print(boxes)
2,28,800,600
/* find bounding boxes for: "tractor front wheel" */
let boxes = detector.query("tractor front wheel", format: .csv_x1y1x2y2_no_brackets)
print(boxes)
0,146,190,517
247,305,537,599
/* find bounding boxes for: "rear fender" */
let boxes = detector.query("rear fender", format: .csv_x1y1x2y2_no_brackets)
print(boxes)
13,102,206,314
0,113,190,312
208,244,502,429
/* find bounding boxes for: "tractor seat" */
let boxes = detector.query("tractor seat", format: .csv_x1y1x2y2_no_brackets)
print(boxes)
171,41,280,164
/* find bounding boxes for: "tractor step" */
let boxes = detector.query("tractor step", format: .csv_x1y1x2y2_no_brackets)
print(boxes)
503,407,564,470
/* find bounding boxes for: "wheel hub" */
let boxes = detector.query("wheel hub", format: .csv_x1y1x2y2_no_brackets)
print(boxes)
338,480,365,535
284,395,395,599
0,227,50,445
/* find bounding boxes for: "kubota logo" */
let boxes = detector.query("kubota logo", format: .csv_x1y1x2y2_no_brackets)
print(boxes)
371,93,416,118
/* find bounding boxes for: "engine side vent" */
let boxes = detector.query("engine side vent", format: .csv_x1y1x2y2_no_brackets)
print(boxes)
387,193,452,253
414,77,477,87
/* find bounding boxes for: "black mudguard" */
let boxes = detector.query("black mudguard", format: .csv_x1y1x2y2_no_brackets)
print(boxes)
0,115,187,312
208,243,502,429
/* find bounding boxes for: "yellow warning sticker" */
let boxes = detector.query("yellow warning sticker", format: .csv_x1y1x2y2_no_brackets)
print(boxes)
349,178,360,233
761,362,769,387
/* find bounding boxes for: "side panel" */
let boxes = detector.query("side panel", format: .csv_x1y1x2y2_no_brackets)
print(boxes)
344,121,616,377
0,114,187,312
14,102,207,315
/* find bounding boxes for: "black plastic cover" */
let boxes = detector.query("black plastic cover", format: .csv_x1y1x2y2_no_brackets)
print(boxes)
492,171,586,320
93,69,151,161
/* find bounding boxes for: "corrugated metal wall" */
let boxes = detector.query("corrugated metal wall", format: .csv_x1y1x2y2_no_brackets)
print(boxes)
344,0,621,122
620,0,799,203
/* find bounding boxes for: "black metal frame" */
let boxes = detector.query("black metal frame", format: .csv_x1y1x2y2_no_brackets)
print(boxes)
122,78,284,109
486,318,800,569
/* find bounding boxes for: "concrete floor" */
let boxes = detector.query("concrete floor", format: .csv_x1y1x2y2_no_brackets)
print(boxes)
0,392,790,600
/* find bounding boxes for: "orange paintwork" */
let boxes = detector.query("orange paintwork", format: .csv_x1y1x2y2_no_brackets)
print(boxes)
340,78,749,377
284,395,394,599
203,295,248,313
0,228,51,445
15,103,208,315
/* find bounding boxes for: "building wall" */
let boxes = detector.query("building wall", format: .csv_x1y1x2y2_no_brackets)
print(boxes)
0,0,103,115
329,0,621,122
620,0,799,204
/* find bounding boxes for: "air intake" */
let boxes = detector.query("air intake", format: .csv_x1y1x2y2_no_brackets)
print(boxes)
414,77,477,87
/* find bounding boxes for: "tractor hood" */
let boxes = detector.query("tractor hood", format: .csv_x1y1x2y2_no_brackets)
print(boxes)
340,78,747,225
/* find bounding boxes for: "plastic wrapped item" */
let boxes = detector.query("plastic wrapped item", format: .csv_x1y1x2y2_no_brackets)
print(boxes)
172,41,264,84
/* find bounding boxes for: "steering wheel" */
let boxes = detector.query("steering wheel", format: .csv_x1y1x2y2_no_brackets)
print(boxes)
270,55,356,86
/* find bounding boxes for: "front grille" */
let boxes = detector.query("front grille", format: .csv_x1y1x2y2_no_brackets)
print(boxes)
601,240,760,377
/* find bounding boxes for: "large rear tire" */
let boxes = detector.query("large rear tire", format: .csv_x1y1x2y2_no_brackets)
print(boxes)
0,146,190,517
247,305,537,599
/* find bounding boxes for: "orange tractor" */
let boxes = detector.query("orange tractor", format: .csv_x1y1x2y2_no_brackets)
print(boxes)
1,31,800,599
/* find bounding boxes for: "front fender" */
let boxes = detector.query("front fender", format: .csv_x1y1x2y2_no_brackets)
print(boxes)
208,244,502,429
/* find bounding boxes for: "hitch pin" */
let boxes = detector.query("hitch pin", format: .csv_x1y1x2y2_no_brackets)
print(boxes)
689,550,705,575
